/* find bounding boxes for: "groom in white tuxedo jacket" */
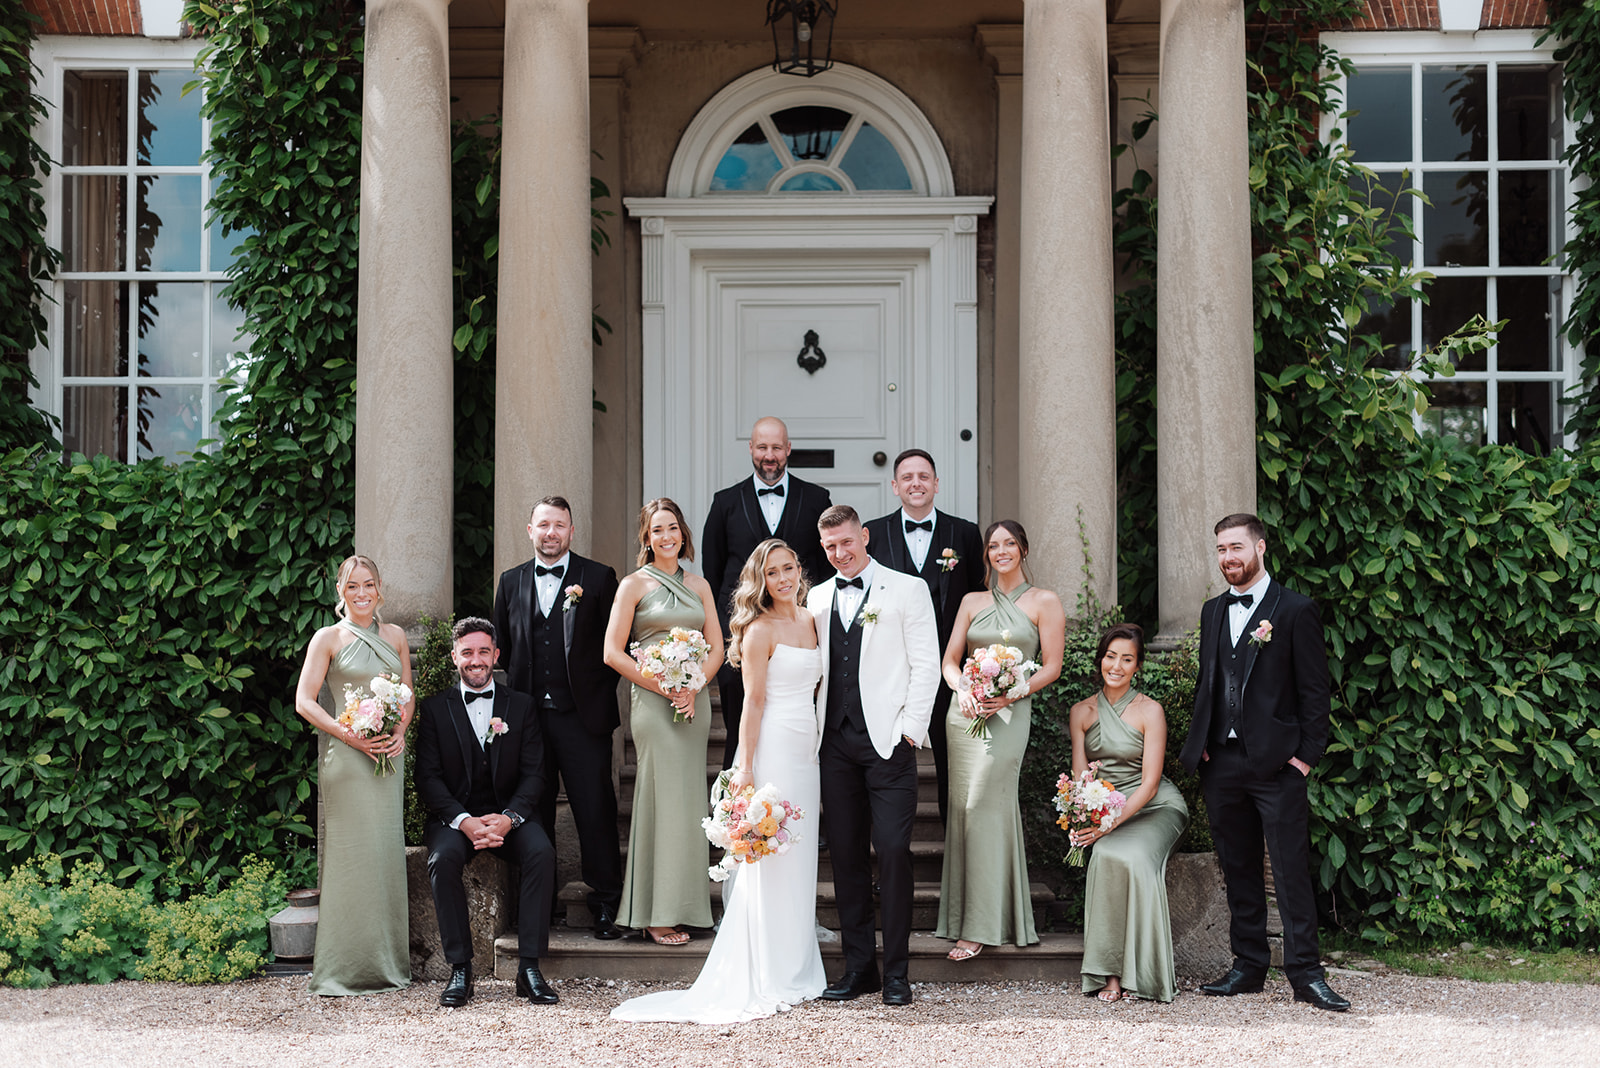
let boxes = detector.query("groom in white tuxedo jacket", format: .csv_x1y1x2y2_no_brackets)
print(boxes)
807,505,940,1006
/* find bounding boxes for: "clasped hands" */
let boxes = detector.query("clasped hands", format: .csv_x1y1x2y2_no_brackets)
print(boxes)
345,727,405,762
458,813,516,850
956,690,1014,721
656,680,698,717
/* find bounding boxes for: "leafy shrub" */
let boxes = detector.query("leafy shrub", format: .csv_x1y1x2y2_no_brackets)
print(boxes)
405,614,457,845
142,857,286,983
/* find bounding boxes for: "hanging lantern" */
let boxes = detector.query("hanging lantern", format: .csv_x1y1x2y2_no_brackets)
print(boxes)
767,0,837,78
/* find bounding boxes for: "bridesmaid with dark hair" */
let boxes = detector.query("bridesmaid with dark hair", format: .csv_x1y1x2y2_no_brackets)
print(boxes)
604,498,724,945
1069,622,1190,1002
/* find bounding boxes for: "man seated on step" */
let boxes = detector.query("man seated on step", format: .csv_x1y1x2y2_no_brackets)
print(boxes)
415,617,559,1007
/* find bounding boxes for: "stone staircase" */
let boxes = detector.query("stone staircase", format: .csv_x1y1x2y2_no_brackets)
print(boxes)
487,688,1084,983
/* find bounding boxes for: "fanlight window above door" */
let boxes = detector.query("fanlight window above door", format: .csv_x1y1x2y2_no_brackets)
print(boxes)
710,104,915,193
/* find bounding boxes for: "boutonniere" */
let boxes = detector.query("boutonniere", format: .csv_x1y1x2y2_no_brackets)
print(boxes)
937,548,959,572
563,584,583,611
1249,620,1273,647
482,717,508,746
859,603,881,626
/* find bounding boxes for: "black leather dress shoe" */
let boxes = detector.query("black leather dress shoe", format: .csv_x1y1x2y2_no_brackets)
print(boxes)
881,976,913,1006
1200,968,1266,996
592,908,623,941
1293,979,1350,1012
438,963,473,1007
515,963,560,1005
819,970,882,1001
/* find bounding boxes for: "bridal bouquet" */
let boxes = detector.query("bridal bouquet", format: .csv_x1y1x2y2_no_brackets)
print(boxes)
631,626,711,722
703,771,804,882
340,672,413,777
1055,761,1128,867
958,643,1040,738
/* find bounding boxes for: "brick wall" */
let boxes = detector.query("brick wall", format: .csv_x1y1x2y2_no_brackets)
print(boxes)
22,0,142,35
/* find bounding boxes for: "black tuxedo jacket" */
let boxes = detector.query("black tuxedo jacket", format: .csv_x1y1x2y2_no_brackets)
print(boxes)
701,474,832,629
865,509,986,649
1179,579,1332,774
415,687,545,826
492,552,622,735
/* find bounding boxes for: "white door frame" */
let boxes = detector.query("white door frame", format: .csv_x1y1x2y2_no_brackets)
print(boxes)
624,196,992,536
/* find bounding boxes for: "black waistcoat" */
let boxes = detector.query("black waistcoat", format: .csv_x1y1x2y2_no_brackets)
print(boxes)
531,600,575,710
465,738,498,814
1211,620,1248,748
824,602,866,730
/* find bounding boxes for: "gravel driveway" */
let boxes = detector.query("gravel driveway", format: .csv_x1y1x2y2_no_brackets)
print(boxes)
3,970,1598,1068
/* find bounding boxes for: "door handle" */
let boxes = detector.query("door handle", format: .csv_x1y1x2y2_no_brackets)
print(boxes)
873,451,888,467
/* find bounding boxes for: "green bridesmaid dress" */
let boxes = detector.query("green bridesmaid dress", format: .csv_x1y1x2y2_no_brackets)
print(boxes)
308,619,411,995
1080,688,1190,1002
935,583,1040,948
617,566,714,931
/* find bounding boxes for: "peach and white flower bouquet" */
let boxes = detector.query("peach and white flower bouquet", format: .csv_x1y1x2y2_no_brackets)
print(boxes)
703,772,804,882
340,672,412,776
1055,760,1128,867
630,626,711,722
958,643,1039,738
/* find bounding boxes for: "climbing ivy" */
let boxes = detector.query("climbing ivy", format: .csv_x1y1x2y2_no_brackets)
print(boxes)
1547,0,1600,439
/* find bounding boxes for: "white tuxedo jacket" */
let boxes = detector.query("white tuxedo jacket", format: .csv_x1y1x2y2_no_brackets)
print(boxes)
807,566,941,760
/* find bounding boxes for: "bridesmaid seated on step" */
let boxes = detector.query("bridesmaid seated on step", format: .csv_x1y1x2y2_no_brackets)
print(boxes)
1068,623,1190,1002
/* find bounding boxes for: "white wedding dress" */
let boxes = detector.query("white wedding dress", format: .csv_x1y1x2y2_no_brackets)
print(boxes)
611,643,828,1024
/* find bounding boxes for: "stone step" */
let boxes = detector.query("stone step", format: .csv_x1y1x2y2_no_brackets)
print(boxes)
496,926,1085,984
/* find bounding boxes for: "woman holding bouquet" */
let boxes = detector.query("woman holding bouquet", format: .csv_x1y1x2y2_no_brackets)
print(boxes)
935,520,1064,960
612,538,827,1022
1068,623,1189,1002
604,498,724,945
292,554,412,995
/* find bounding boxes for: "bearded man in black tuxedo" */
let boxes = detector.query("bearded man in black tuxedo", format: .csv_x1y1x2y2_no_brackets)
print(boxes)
701,415,832,768
1179,513,1349,1012
864,448,985,823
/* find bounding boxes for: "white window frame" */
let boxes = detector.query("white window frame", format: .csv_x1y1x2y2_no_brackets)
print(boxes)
28,36,244,462
1322,29,1584,450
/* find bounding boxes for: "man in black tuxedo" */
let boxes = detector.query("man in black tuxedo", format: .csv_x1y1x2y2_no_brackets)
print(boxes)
492,495,625,940
865,448,986,823
415,617,559,1006
1179,513,1349,1012
701,416,832,768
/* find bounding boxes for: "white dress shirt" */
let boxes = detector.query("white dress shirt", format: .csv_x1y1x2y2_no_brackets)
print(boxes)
834,559,877,627
535,551,571,617
448,682,495,829
1227,570,1272,647
753,472,790,534
899,507,938,571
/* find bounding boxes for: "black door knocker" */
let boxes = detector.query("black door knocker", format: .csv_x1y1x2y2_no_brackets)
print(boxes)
795,329,826,375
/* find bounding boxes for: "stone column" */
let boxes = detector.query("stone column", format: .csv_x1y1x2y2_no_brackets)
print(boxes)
1018,0,1117,610
354,0,454,627
496,0,595,578
1156,0,1256,641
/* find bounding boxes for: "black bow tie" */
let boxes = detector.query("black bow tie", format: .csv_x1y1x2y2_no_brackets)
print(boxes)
904,519,933,533
835,576,864,590
464,689,494,704
757,484,785,497
536,564,564,577
1224,592,1254,608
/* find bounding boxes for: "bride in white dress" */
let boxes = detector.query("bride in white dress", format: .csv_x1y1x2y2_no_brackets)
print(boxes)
612,538,827,1024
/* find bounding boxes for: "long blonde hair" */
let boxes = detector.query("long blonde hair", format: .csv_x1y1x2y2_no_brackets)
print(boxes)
333,554,384,621
727,539,810,667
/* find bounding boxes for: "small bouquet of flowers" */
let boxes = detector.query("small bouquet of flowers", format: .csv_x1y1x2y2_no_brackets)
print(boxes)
958,643,1039,738
630,626,711,722
703,771,804,882
340,672,413,777
1055,761,1128,866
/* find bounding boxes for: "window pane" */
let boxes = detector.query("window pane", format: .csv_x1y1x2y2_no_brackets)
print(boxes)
1498,65,1559,162
207,173,254,271
1422,171,1488,266
137,282,205,377
1496,276,1555,371
839,123,913,191
135,173,203,271
778,172,843,192
1346,67,1411,161
63,386,128,461
1355,297,1414,370
211,284,250,377
1423,276,1487,369
1498,380,1552,454
63,279,129,377
137,383,206,462
771,106,850,162
710,125,783,192
1498,169,1555,267
61,175,125,272
62,70,126,166
137,70,202,166
1420,380,1486,448
1354,170,1415,265
1423,65,1487,162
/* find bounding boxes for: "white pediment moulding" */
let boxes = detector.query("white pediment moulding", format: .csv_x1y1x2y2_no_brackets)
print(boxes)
665,64,956,198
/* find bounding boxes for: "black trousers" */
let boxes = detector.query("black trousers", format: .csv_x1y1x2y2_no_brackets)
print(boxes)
425,819,556,964
819,719,919,979
536,704,623,915
715,660,744,770
1200,743,1325,987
